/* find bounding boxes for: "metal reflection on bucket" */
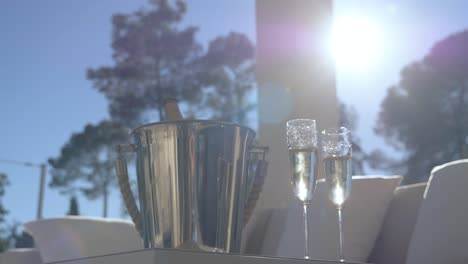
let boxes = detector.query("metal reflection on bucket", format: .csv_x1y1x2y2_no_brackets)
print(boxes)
116,120,268,253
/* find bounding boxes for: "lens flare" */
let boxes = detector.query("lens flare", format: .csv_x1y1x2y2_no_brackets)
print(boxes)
330,16,381,70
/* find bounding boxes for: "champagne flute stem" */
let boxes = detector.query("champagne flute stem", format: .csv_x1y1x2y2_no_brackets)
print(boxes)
303,203,310,259
337,207,344,262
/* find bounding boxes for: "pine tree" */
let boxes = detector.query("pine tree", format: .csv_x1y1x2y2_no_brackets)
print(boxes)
67,196,80,216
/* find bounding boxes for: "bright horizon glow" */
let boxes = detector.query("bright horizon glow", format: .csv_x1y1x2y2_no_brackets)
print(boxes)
330,16,382,70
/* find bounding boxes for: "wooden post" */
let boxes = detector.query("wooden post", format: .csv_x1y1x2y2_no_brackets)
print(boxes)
255,0,337,211
37,164,46,219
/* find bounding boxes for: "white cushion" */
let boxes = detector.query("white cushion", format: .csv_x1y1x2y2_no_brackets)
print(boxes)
0,248,42,264
274,176,401,262
24,216,143,263
406,159,468,264
369,182,427,264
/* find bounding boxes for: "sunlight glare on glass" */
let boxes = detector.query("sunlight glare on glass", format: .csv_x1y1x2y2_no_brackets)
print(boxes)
330,16,381,70
298,179,308,201
296,152,308,201
332,185,345,206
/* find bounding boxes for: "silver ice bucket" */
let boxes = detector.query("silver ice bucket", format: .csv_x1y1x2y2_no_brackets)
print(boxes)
116,120,268,253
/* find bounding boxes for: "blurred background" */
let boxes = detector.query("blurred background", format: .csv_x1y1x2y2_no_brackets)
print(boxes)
1,0,467,251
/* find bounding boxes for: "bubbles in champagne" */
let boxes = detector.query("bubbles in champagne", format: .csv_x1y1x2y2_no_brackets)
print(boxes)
323,155,352,208
288,147,319,203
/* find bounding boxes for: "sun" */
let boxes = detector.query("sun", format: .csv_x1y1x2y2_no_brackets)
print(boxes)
330,16,381,70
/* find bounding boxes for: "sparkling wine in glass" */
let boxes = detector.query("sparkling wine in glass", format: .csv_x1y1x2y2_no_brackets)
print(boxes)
286,119,319,259
322,127,352,262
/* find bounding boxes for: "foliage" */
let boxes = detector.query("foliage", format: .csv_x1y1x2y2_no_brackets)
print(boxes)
0,175,35,252
0,174,8,224
0,236,6,253
67,196,80,216
10,227,34,249
338,103,366,175
87,0,256,126
2,224,34,250
87,0,202,126
193,32,256,124
48,121,130,217
0,173,9,252
14,232,34,249
375,29,468,183
51,0,257,217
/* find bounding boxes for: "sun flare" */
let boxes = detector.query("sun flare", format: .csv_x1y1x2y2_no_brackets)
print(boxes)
330,16,381,70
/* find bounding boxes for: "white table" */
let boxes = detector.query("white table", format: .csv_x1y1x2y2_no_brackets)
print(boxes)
50,248,365,264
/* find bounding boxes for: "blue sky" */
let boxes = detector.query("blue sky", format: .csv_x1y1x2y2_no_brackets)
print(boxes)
1,0,468,224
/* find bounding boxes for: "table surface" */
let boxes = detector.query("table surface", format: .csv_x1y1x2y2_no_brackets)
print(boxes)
51,248,368,264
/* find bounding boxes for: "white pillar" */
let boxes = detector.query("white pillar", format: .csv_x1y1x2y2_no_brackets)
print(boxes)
256,0,337,210
242,1,337,253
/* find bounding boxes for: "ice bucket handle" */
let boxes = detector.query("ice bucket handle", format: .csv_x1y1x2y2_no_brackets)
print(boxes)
115,144,144,238
244,146,269,224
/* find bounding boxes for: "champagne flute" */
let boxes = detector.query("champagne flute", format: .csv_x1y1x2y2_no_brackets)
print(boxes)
286,119,319,259
321,127,352,262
